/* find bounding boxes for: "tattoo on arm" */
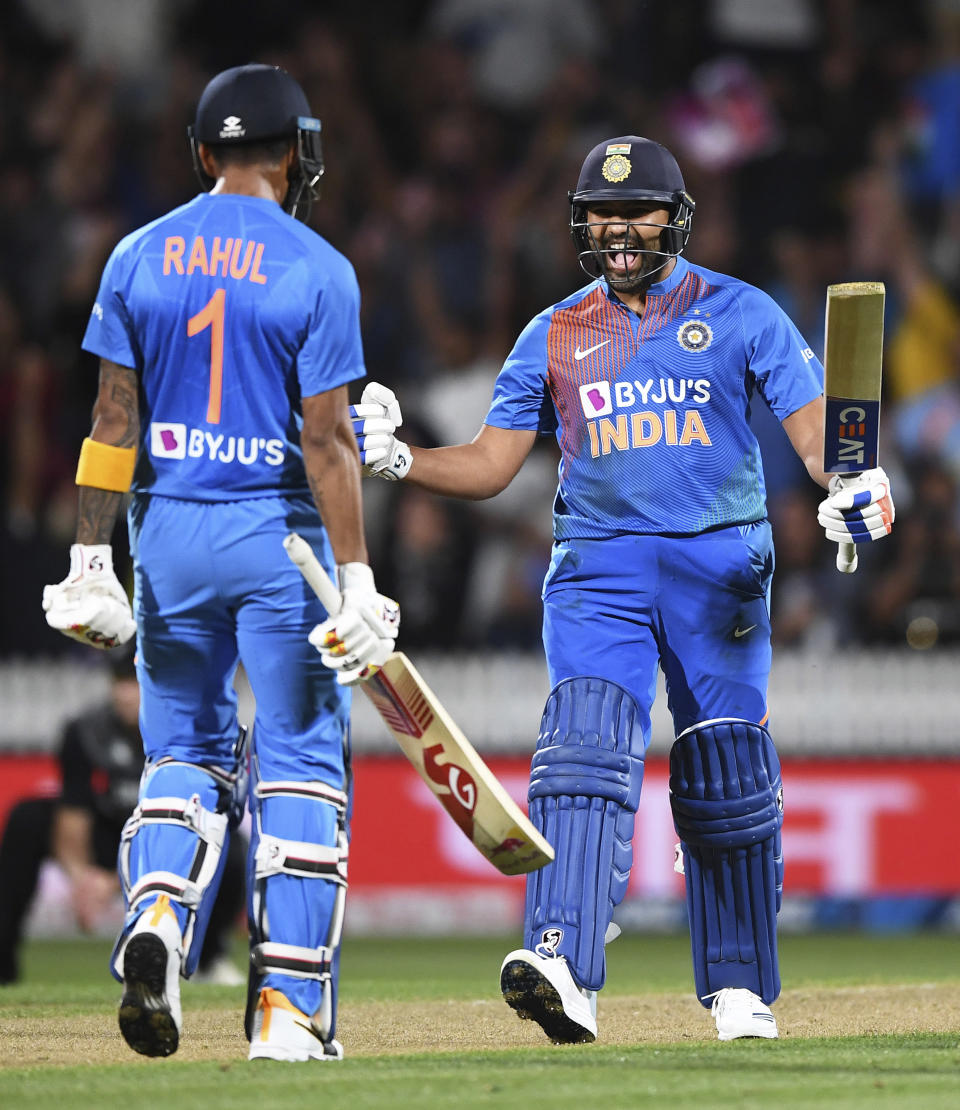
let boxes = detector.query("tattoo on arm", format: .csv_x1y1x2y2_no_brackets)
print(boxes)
75,361,139,546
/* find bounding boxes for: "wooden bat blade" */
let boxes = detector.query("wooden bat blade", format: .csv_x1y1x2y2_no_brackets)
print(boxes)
822,282,885,573
363,654,554,876
823,281,884,474
283,533,553,875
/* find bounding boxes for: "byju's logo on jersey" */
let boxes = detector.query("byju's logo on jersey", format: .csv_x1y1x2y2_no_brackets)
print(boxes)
677,320,713,352
150,422,187,459
219,115,246,139
579,379,612,417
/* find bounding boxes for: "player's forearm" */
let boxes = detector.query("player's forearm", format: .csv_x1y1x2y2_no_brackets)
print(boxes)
76,361,139,544
405,444,504,499
782,396,831,490
405,425,536,500
302,423,369,564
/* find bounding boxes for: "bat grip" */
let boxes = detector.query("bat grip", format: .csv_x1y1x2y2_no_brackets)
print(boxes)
282,532,342,614
837,540,858,574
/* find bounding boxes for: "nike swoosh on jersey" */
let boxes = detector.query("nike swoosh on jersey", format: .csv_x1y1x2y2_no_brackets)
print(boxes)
573,339,611,360
733,624,758,638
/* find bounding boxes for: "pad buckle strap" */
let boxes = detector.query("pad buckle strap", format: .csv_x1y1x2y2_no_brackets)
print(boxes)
253,941,334,981
255,778,348,813
254,833,348,884
128,871,202,911
125,794,229,849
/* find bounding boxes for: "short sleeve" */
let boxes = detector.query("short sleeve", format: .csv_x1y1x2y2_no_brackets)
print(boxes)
484,312,556,434
741,285,823,420
81,242,139,370
296,255,367,398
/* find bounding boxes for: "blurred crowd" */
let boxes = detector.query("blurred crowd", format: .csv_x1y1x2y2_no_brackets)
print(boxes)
2,0,960,659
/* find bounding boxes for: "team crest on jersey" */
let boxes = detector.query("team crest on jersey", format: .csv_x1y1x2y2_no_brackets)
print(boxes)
602,154,631,183
579,379,612,417
677,319,713,352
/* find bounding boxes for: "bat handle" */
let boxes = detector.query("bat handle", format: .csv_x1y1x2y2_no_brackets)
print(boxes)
837,540,858,574
283,532,342,614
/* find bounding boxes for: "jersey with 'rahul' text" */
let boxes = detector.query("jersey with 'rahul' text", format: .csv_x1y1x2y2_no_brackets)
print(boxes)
82,192,365,501
485,256,824,539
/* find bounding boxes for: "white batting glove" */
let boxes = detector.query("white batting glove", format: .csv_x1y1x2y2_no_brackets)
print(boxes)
818,467,895,544
349,381,412,481
42,544,136,650
308,562,400,685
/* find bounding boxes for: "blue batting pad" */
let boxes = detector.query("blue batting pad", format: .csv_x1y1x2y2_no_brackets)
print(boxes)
247,756,349,1029
670,718,783,1005
113,759,232,979
524,677,645,991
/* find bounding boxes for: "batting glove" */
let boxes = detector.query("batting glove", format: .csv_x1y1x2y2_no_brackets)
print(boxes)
42,544,137,650
308,562,400,685
349,381,412,481
818,466,895,544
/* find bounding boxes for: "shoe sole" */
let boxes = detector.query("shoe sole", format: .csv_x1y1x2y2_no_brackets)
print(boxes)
500,958,595,1044
118,934,179,1057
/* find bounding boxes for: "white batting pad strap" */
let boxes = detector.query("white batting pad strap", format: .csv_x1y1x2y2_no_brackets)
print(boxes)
126,794,229,850
127,871,203,911
252,942,335,981
255,778,348,813
254,833,348,883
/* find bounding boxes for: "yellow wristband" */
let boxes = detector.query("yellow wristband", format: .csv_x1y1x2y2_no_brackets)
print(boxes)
75,438,137,492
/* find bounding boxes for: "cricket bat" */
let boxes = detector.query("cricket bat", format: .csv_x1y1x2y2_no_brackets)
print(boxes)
283,533,554,877
822,281,885,573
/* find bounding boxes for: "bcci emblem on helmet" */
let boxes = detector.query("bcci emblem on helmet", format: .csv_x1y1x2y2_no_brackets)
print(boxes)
677,320,713,352
602,154,631,183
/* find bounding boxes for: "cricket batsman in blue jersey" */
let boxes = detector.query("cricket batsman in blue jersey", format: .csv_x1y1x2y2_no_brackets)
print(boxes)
351,136,895,1042
42,64,399,1062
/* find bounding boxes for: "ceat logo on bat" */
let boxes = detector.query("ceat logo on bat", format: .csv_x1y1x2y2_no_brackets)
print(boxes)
579,380,612,417
150,422,187,459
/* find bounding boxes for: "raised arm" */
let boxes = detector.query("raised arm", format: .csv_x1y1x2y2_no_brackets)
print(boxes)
351,382,537,499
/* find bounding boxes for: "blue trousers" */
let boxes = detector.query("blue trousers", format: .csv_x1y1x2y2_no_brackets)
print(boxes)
126,493,349,1019
542,523,774,742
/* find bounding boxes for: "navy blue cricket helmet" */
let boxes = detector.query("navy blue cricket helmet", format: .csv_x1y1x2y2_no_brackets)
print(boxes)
188,63,324,222
569,136,695,284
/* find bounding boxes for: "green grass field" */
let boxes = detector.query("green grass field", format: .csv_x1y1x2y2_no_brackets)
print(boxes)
2,933,958,1108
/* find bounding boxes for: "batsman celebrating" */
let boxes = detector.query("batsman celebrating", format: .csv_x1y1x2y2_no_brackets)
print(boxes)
352,136,894,1042
42,65,399,1061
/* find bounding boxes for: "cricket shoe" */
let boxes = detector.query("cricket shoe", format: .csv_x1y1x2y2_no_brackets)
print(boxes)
248,988,344,1062
500,949,597,1044
117,895,183,1057
709,988,778,1041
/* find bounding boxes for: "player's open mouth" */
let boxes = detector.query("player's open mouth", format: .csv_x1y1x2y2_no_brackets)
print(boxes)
604,240,640,274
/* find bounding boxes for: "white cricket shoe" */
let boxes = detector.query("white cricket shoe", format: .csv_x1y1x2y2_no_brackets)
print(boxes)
248,988,344,1062
500,949,598,1044
709,988,778,1041
117,895,183,1057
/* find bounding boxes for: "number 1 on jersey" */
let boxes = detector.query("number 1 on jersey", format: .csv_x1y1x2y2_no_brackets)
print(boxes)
187,288,226,424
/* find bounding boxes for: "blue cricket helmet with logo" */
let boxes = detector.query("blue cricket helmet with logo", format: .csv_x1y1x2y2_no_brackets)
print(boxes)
188,63,324,222
569,135,695,283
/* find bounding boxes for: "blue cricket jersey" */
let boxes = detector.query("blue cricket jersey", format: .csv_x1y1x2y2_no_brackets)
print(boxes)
82,193,366,501
485,256,824,538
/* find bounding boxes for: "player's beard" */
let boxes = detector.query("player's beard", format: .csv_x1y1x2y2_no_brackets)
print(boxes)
597,229,666,294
